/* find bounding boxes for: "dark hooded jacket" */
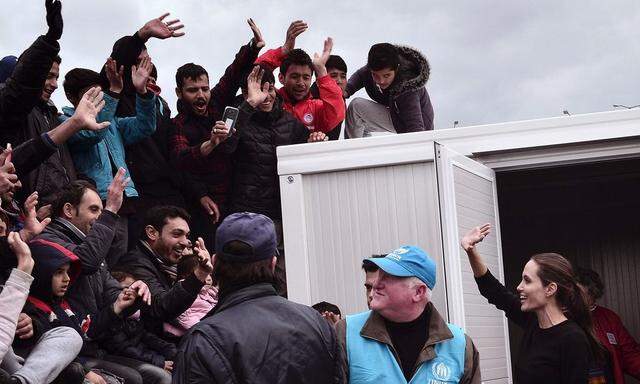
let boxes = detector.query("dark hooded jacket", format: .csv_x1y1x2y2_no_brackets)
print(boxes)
34,213,124,330
346,45,433,133
15,239,120,358
0,35,77,206
224,97,310,220
172,283,343,384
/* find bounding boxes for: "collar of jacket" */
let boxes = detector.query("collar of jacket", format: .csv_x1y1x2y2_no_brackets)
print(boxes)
361,302,453,372
207,282,277,317
50,217,87,243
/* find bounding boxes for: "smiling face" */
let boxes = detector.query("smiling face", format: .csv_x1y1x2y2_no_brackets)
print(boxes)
517,260,554,312
63,189,103,235
146,216,191,265
177,74,211,116
279,64,313,101
52,263,71,297
41,61,60,102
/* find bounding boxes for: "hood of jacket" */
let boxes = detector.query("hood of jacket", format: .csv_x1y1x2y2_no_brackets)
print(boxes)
28,238,81,301
387,45,430,100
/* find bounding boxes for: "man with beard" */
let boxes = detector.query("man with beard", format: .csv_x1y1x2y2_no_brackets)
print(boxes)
115,206,213,338
170,19,265,249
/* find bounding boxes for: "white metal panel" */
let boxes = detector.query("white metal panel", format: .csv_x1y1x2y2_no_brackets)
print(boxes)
436,142,512,383
282,161,446,316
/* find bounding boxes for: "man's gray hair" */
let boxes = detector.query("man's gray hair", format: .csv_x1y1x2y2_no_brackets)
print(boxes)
407,276,432,301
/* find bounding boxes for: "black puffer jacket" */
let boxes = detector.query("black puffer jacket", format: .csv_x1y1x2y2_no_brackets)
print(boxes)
225,98,309,220
0,35,77,205
346,45,434,133
173,283,344,384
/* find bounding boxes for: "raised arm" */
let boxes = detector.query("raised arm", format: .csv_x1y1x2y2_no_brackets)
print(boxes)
0,0,62,120
117,56,157,145
208,19,264,115
255,20,307,71
461,224,530,327
345,66,368,98
310,38,346,132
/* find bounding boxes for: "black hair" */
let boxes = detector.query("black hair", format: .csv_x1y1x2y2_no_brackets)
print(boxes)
52,180,99,218
111,270,135,283
280,49,313,77
63,68,102,101
177,254,200,281
362,254,386,272
53,55,62,65
150,64,158,80
326,55,347,73
142,206,191,241
240,64,275,91
575,267,605,300
175,63,208,89
312,301,341,316
367,43,399,71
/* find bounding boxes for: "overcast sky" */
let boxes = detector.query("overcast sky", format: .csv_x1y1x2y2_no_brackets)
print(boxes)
2,0,639,129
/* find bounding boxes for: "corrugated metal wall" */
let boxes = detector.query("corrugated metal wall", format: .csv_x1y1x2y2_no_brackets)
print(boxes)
300,162,446,316
452,166,511,383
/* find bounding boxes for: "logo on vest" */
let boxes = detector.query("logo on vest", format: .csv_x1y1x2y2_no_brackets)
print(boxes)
431,362,451,381
303,113,314,124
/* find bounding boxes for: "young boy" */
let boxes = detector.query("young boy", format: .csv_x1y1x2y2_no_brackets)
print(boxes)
107,271,175,383
15,239,140,384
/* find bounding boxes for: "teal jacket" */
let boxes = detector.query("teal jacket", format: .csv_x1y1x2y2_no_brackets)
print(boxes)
62,92,156,199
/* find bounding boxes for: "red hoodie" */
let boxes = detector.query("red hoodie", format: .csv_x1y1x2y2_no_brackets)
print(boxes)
592,306,640,383
256,47,345,133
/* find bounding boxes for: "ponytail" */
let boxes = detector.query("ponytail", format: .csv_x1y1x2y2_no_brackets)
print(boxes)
530,253,606,362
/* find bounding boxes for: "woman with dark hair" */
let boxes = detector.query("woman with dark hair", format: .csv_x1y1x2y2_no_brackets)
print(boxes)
576,267,640,383
461,223,607,384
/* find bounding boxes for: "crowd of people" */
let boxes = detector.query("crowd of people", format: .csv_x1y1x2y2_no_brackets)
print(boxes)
0,1,638,383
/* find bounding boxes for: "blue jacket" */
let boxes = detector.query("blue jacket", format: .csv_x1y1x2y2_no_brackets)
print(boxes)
62,92,156,199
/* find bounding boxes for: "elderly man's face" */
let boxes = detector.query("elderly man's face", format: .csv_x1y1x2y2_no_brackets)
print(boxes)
369,270,418,317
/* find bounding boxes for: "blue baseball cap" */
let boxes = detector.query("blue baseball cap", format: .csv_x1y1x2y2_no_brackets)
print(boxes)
364,246,436,289
215,212,279,263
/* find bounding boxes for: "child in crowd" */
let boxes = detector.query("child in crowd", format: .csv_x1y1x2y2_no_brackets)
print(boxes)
106,271,175,383
14,239,138,384
163,255,218,337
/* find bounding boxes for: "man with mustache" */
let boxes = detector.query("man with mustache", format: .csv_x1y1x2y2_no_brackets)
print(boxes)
170,19,264,250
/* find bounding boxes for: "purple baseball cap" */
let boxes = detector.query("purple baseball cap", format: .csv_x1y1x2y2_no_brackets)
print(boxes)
215,212,279,263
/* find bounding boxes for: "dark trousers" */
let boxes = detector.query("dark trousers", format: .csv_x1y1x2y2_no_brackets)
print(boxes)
103,356,171,384
83,358,142,384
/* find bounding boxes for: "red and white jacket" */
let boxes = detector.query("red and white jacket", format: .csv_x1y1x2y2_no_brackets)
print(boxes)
256,47,345,133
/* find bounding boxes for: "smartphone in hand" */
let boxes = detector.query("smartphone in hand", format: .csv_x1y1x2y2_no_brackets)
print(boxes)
222,106,240,137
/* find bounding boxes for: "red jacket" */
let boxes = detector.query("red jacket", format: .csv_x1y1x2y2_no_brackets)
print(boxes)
256,47,345,133
593,306,640,383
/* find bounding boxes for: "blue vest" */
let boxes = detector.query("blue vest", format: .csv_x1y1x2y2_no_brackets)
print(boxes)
346,310,466,384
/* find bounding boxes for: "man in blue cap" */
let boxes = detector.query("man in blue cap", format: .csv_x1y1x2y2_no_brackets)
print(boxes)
173,212,343,384
336,245,481,383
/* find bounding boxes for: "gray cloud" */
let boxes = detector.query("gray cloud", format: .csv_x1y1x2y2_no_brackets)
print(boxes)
1,0,638,129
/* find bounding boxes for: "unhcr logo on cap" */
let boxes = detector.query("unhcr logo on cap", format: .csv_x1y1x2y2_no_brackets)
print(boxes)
388,246,409,261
